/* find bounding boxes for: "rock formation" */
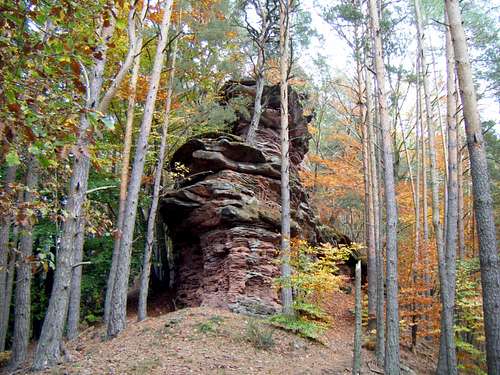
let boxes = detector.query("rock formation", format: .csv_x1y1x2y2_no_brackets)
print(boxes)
159,81,346,315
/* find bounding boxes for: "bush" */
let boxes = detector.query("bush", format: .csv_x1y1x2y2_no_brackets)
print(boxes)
245,319,275,350
269,314,325,341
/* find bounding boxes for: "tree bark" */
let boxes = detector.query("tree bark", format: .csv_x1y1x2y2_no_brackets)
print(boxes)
33,13,116,370
138,19,180,322
66,218,85,340
445,1,500,373
439,21,459,375
104,3,148,325
0,165,17,351
246,1,270,146
369,0,400,375
366,63,385,366
10,156,38,368
358,34,376,332
352,260,362,375
368,0,401,372
279,0,293,317
107,0,174,338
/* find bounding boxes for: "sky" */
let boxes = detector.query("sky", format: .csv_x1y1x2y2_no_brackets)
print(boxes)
298,0,500,129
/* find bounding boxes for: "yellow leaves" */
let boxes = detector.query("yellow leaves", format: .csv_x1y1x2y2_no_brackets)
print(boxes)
225,31,238,39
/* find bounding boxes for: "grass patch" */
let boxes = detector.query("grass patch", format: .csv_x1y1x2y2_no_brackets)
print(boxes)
244,319,275,350
269,314,325,341
129,357,160,374
195,315,224,334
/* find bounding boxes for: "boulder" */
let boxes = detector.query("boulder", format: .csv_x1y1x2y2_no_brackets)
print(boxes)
159,81,344,315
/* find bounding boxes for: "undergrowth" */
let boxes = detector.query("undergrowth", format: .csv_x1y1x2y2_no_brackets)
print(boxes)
269,314,325,341
244,319,275,350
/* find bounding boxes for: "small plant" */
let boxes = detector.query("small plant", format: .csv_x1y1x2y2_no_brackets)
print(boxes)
129,357,160,374
269,314,325,341
245,319,275,350
196,315,224,334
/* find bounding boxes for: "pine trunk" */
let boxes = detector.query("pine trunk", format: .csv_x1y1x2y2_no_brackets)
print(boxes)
414,0,456,371
107,0,174,337
366,62,385,366
445,1,500,372
352,260,362,375
368,0,401,372
279,0,293,317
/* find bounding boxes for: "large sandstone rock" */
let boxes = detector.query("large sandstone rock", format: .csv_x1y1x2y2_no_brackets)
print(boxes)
159,81,344,315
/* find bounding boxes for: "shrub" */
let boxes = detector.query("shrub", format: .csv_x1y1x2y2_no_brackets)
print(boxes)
245,319,275,350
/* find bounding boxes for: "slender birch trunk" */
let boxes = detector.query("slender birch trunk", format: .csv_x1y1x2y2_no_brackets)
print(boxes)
279,0,293,317
105,3,148,325
445,1,500,372
138,21,180,322
0,165,17,351
10,156,38,368
107,0,174,338
368,0,400,372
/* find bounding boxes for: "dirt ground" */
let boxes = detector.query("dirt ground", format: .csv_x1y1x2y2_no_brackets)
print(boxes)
3,291,436,375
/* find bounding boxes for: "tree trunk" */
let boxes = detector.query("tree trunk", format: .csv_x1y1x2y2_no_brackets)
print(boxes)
138,22,180,322
445,1,500,372
279,0,293,317
0,165,17,351
457,142,465,259
439,21,460,375
366,59,385,366
66,218,85,340
359,40,376,333
368,0,400,372
246,3,269,146
105,3,148,325
352,260,362,375
10,156,38,368
33,13,116,370
107,0,174,338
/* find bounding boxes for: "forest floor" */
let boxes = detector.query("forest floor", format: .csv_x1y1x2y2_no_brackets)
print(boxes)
3,290,436,375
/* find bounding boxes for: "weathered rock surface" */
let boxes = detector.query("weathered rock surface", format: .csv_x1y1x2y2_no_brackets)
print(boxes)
159,81,345,315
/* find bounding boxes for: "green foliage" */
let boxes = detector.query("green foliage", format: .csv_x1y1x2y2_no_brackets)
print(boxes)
269,314,324,341
455,258,487,373
244,319,275,350
196,316,224,334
